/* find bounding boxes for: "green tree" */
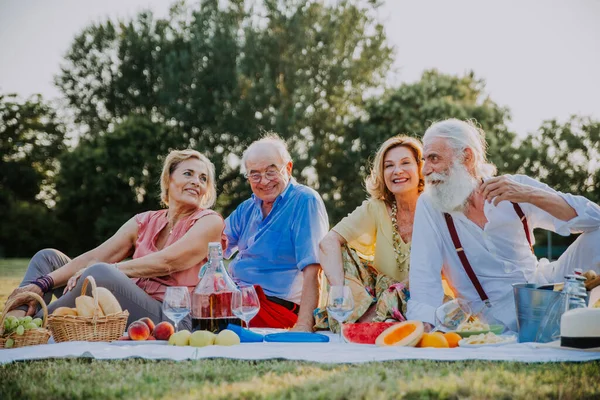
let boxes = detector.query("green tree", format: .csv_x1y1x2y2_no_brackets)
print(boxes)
517,116,600,204
330,70,517,222
515,116,600,253
55,0,394,224
54,115,184,254
0,94,67,256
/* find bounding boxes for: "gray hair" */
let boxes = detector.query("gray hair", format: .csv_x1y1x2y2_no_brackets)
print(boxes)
423,119,497,178
240,133,292,174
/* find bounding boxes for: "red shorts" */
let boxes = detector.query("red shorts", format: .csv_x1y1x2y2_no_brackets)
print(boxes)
249,285,299,329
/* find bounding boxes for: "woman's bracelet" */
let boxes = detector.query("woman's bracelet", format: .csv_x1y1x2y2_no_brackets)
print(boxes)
32,274,55,293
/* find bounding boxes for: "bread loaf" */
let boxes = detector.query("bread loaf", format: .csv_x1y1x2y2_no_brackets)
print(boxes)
53,306,78,316
76,295,104,317
585,276,600,291
96,287,122,315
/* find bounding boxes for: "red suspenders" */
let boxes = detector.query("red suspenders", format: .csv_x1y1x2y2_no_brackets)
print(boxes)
443,202,533,307
511,203,534,254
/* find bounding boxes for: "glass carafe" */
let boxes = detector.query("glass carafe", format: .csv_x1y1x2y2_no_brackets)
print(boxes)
191,242,242,332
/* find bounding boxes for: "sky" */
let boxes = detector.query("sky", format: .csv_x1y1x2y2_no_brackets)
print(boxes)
0,0,599,137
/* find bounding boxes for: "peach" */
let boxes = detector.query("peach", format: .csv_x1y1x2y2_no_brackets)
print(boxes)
147,335,156,340
128,321,150,341
153,321,175,341
138,317,156,333
118,335,130,341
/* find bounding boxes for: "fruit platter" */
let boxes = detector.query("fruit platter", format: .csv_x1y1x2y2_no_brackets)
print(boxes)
458,332,517,348
453,320,504,338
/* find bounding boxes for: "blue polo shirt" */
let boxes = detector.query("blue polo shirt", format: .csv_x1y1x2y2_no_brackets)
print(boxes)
224,180,329,303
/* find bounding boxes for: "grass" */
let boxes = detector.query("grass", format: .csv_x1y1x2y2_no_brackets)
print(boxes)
1,259,600,399
1,359,599,399
0,258,28,306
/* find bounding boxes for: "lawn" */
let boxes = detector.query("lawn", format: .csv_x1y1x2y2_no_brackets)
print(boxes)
0,258,28,305
1,258,599,399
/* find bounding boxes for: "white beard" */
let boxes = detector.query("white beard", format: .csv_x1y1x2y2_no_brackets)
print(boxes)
425,161,479,213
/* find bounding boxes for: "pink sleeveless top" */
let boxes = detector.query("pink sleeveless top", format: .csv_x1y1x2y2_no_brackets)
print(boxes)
131,208,227,302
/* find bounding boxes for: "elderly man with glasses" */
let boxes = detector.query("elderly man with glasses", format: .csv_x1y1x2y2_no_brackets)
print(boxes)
224,134,329,332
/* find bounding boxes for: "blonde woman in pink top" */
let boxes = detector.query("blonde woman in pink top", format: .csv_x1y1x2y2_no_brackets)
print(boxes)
6,149,226,329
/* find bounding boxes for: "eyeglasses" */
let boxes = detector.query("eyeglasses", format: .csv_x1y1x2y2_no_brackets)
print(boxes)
244,164,287,183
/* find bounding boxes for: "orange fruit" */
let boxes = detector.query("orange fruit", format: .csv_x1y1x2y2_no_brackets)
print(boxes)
416,332,449,348
443,332,462,348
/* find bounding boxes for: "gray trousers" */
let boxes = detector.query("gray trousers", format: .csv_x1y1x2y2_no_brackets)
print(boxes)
20,249,191,330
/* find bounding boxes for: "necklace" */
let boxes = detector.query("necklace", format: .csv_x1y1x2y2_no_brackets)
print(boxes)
390,200,410,273
166,217,175,235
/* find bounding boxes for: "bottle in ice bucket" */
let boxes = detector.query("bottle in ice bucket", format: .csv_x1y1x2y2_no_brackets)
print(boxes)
191,242,242,332
535,274,588,342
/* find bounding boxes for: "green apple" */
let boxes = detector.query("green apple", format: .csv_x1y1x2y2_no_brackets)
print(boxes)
215,329,240,346
189,330,216,347
168,329,191,346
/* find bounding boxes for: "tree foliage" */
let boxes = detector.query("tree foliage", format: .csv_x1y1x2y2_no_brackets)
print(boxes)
0,94,66,256
4,1,599,257
54,115,184,254
55,0,394,225
331,70,518,220
517,116,600,204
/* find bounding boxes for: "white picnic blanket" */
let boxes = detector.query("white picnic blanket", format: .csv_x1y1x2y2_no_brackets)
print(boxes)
1,331,599,364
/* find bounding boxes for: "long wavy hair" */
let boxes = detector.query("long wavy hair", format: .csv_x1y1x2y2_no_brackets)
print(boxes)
365,135,424,205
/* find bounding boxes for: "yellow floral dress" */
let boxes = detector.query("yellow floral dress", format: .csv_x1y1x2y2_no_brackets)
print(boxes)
314,199,411,332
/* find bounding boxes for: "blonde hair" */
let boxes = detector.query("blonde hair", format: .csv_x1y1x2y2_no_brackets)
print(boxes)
159,149,217,208
366,135,424,204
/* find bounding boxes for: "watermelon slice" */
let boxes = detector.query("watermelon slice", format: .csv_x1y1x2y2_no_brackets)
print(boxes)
341,322,399,344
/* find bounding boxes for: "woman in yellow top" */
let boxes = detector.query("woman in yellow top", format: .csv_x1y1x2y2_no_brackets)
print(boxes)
316,136,423,330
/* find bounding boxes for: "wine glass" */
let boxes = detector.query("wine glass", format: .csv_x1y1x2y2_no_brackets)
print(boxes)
162,286,191,333
327,285,354,343
231,285,260,329
432,298,472,332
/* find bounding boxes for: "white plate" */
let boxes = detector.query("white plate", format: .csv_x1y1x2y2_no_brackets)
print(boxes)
458,335,517,348
111,340,169,346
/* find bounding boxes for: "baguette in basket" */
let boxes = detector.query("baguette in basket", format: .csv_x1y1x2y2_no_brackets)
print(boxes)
48,276,128,342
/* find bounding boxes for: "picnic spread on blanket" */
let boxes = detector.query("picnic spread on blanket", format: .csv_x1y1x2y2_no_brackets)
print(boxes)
1,270,599,364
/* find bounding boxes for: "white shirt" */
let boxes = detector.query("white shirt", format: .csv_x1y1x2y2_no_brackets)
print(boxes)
407,174,600,331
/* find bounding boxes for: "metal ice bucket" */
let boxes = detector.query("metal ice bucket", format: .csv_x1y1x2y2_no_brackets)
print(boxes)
512,283,562,343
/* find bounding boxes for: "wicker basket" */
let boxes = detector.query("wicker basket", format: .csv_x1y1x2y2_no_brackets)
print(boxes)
48,276,129,342
0,291,51,349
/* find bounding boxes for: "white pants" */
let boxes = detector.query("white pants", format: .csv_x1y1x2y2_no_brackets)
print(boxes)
536,228,600,284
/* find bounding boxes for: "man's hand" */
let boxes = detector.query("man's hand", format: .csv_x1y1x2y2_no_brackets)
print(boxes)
64,267,87,294
290,321,314,333
481,174,577,221
293,264,320,333
6,284,43,316
480,175,533,206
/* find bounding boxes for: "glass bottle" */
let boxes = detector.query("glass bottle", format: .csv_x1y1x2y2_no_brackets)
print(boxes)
191,242,242,333
565,275,587,311
535,274,588,343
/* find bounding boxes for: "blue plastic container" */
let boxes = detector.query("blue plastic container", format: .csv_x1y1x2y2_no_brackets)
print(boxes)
226,324,264,342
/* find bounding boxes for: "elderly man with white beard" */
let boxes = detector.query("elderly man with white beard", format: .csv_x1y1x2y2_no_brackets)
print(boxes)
406,118,600,331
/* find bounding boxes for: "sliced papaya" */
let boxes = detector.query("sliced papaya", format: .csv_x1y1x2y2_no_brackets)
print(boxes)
375,320,424,347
